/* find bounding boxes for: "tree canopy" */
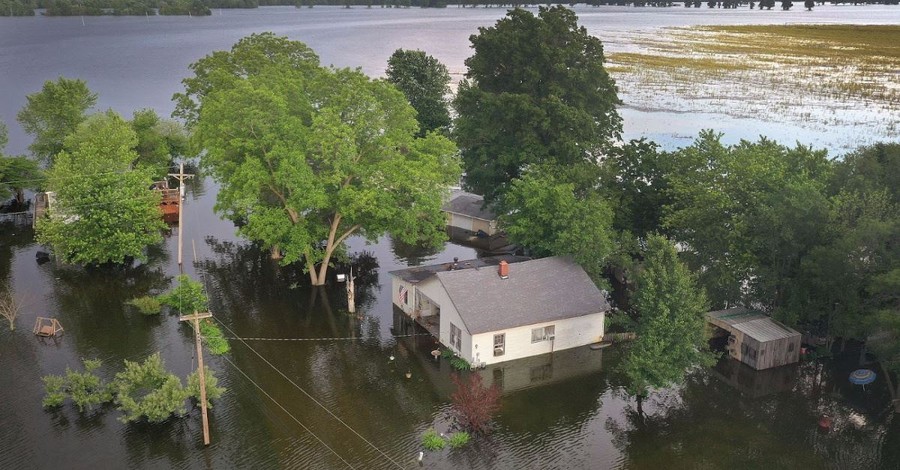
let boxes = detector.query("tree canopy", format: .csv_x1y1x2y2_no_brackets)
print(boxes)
176,33,460,285
35,111,165,265
453,6,621,202
17,77,97,163
621,235,713,398
385,49,452,137
500,165,615,285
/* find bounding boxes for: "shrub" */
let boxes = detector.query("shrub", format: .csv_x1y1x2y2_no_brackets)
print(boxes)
127,296,162,315
449,356,470,371
199,320,230,355
41,358,111,412
448,431,470,448
157,274,208,314
186,366,226,409
42,375,67,408
450,373,501,435
441,348,454,359
421,428,445,451
111,353,189,423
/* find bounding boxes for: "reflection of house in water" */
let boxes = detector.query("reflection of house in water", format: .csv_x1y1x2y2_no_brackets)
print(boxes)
441,190,515,254
707,307,801,370
711,357,799,398
390,256,609,367
393,307,607,394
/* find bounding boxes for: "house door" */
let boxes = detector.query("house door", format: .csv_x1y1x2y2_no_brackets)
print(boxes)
493,333,505,357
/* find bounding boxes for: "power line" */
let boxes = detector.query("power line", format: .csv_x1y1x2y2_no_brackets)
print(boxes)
218,354,356,469
213,317,406,470
221,333,431,342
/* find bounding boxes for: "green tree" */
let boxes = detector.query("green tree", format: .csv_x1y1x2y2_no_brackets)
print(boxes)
175,34,459,285
0,122,43,207
157,274,208,313
17,77,97,163
500,165,615,285
599,139,672,239
385,49,451,137
621,235,713,404
35,111,165,265
664,131,832,309
129,109,188,178
453,6,621,202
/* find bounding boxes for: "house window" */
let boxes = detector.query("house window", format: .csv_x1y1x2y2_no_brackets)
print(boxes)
531,325,555,343
450,323,461,351
788,342,795,353
493,333,505,357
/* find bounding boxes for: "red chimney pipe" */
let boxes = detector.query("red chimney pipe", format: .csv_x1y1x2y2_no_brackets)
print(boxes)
498,260,509,279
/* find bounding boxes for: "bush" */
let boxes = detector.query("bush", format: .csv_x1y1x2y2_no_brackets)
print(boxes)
127,296,162,315
421,428,445,451
157,274,208,314
449,356,470,371
40,353,225,424
450,373,501,434
112,353,188,423
199,320,230,355
187,366,226,409
42,375,67,408
41,358,111,412
448,431,470,448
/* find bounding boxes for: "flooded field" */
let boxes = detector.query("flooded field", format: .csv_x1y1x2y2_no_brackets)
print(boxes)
1,5,900,469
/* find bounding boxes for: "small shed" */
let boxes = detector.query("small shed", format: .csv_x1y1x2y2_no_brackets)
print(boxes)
707,307,801,370
442,190,498,236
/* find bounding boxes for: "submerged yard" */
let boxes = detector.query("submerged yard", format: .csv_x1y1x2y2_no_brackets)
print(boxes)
608,25,900,146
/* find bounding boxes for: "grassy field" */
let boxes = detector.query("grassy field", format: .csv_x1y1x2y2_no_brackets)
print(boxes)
608,24,900,139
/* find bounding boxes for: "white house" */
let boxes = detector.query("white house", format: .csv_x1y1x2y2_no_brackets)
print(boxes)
390,256,609,366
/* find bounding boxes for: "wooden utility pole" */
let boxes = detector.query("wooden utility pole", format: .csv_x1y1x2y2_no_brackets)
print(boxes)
180,311,213,445
168,163,194,271
346,266,356,314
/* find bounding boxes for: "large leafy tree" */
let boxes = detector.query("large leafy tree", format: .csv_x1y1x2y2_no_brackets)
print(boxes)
175,34,459,286
36,111,165,265
664,131,832,310
621,235,713,403
385,49,451,137
17,77,97,163
453,5,621,202
500,165,615,285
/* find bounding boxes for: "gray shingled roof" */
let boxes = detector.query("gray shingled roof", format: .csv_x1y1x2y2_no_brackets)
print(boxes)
441,191,496,221
389,255,531,284
434,256,609,334
707,307,800,342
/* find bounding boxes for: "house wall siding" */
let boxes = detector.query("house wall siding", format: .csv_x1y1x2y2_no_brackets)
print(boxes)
418,279,474,362
471,312,605,366
390,276,417,315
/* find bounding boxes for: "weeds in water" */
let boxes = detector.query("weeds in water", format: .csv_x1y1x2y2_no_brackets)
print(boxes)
422,428,446,451
448,432,470,448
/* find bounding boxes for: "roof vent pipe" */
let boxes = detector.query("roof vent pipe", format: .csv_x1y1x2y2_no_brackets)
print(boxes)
498,260,509,279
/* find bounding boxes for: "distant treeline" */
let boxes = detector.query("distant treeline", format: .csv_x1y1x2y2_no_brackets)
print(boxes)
1,0,895,16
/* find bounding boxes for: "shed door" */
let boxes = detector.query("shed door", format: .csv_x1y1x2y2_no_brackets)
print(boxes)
450,214,473,231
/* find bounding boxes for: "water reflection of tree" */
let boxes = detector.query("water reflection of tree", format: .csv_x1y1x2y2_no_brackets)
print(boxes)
390,237,441,267
46,247,171,361
0,222,33,287
606,363,896,468
199,237,380,325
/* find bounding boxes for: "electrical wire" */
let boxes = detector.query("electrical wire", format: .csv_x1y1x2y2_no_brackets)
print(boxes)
218,354,356,469
0,164,176,187
212,314,405,469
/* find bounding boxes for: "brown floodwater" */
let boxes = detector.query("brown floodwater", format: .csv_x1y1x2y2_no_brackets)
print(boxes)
1,175,898,470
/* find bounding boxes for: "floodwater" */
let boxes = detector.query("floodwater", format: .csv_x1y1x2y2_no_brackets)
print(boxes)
1,5,899,470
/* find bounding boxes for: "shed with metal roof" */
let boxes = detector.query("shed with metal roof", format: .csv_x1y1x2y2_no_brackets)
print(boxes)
708,307,801,370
